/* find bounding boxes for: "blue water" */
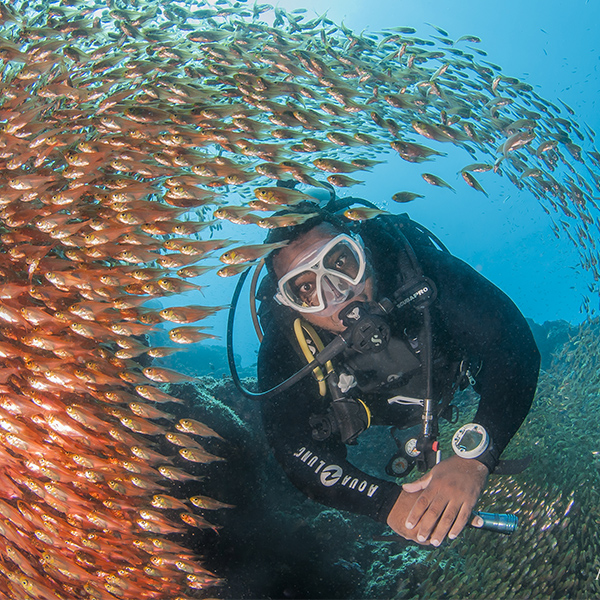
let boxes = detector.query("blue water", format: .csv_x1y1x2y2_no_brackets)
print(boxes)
166,0,599,370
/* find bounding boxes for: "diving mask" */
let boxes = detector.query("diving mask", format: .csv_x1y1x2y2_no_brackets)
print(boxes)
275,234,367,315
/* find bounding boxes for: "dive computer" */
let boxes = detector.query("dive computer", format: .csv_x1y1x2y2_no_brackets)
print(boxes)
451,423,489,459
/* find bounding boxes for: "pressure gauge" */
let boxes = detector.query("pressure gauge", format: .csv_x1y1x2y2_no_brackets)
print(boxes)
405,438,420,458
452,423,489,459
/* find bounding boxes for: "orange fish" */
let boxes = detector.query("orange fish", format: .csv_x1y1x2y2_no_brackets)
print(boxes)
158,466,203,482
151,494,189,510
159,305,227,323
130,445,174,464
180,512,220,532
165,432,204,449
176,419,223,440
254,186,315,205
179,447,225,464
219,241,287,264
169,327,219,344
189,495,235,510
135,385,185,404
120,416,167,436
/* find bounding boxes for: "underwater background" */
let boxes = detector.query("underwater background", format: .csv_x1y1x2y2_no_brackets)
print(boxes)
0,0,599,598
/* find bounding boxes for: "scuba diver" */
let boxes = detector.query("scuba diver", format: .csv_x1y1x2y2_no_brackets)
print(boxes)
229,184,540,547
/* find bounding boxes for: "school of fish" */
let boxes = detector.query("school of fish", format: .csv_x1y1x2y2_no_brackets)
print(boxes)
0,0,599,597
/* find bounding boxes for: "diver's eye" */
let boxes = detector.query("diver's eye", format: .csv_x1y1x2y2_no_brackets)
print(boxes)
334,252,347,270
291,274,317,304
298,281,314,299
325,246,358,277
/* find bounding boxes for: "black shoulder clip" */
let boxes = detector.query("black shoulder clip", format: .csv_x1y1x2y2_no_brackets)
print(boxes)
393,277,437,312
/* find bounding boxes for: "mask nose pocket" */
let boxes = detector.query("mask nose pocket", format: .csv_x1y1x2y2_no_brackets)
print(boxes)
322,274,350,303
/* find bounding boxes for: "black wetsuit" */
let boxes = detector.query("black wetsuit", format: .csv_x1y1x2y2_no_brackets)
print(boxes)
257,216,540,524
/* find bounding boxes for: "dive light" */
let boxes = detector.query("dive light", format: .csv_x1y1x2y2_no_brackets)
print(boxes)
472,511,519,534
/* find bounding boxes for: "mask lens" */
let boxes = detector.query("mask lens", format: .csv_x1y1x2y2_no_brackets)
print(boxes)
282,270,318,308
323,240,361,279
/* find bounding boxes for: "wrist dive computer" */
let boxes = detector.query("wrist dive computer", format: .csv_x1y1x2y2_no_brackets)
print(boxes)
452,423,498,473
451,423,489,458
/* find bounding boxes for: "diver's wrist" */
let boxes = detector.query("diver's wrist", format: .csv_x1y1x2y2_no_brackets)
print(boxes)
472,441,499,474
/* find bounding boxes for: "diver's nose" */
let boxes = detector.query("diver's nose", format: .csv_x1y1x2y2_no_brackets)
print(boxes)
322,276,347,302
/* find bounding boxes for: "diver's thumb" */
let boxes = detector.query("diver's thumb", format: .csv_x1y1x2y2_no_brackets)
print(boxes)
402,473,432,493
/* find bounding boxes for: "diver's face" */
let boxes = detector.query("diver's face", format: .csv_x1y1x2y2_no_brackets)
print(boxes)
273,224,376,333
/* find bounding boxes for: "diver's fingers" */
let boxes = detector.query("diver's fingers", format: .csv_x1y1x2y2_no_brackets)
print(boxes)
402,471,432,493
404,487,434,530
417,497,454,545
447,503,473,540
408,491,448,541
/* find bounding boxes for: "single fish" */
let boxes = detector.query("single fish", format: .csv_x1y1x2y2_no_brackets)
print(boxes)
327,174,364,187
254,186,315,205
351,158,384,168
156,278,204,294
176,418,223,440
455,35,481,44
422,173,456,192
120,416,166,436
129,403,174,420
174,239,234,256
177,265,216,278
412,120,456,142
213,206,260,225
535,140,558,157
179,512,220,532
135,386,185,404
257,212,319,229
461,163,493,173
392,191,425,203
142,367,196,384
343,207,388,221
313,158,362,173
390,140,446,163
462,171,488,196
326,131,360,146
248,199,278,211
219,241,288,264
499,131,536,155
151,494,189,510
189,495,235,510
158,466,204,482
136,519,186,535
179,447,225,463
169,327,219,344
166,432,204,449
130,445,173,464
160,305,227,323
217,263,254,277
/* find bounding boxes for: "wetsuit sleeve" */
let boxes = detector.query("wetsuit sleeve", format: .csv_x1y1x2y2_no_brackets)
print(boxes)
257,324,401,522
420,248,541,461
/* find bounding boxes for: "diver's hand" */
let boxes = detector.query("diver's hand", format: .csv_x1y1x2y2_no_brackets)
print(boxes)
389,456,488,546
